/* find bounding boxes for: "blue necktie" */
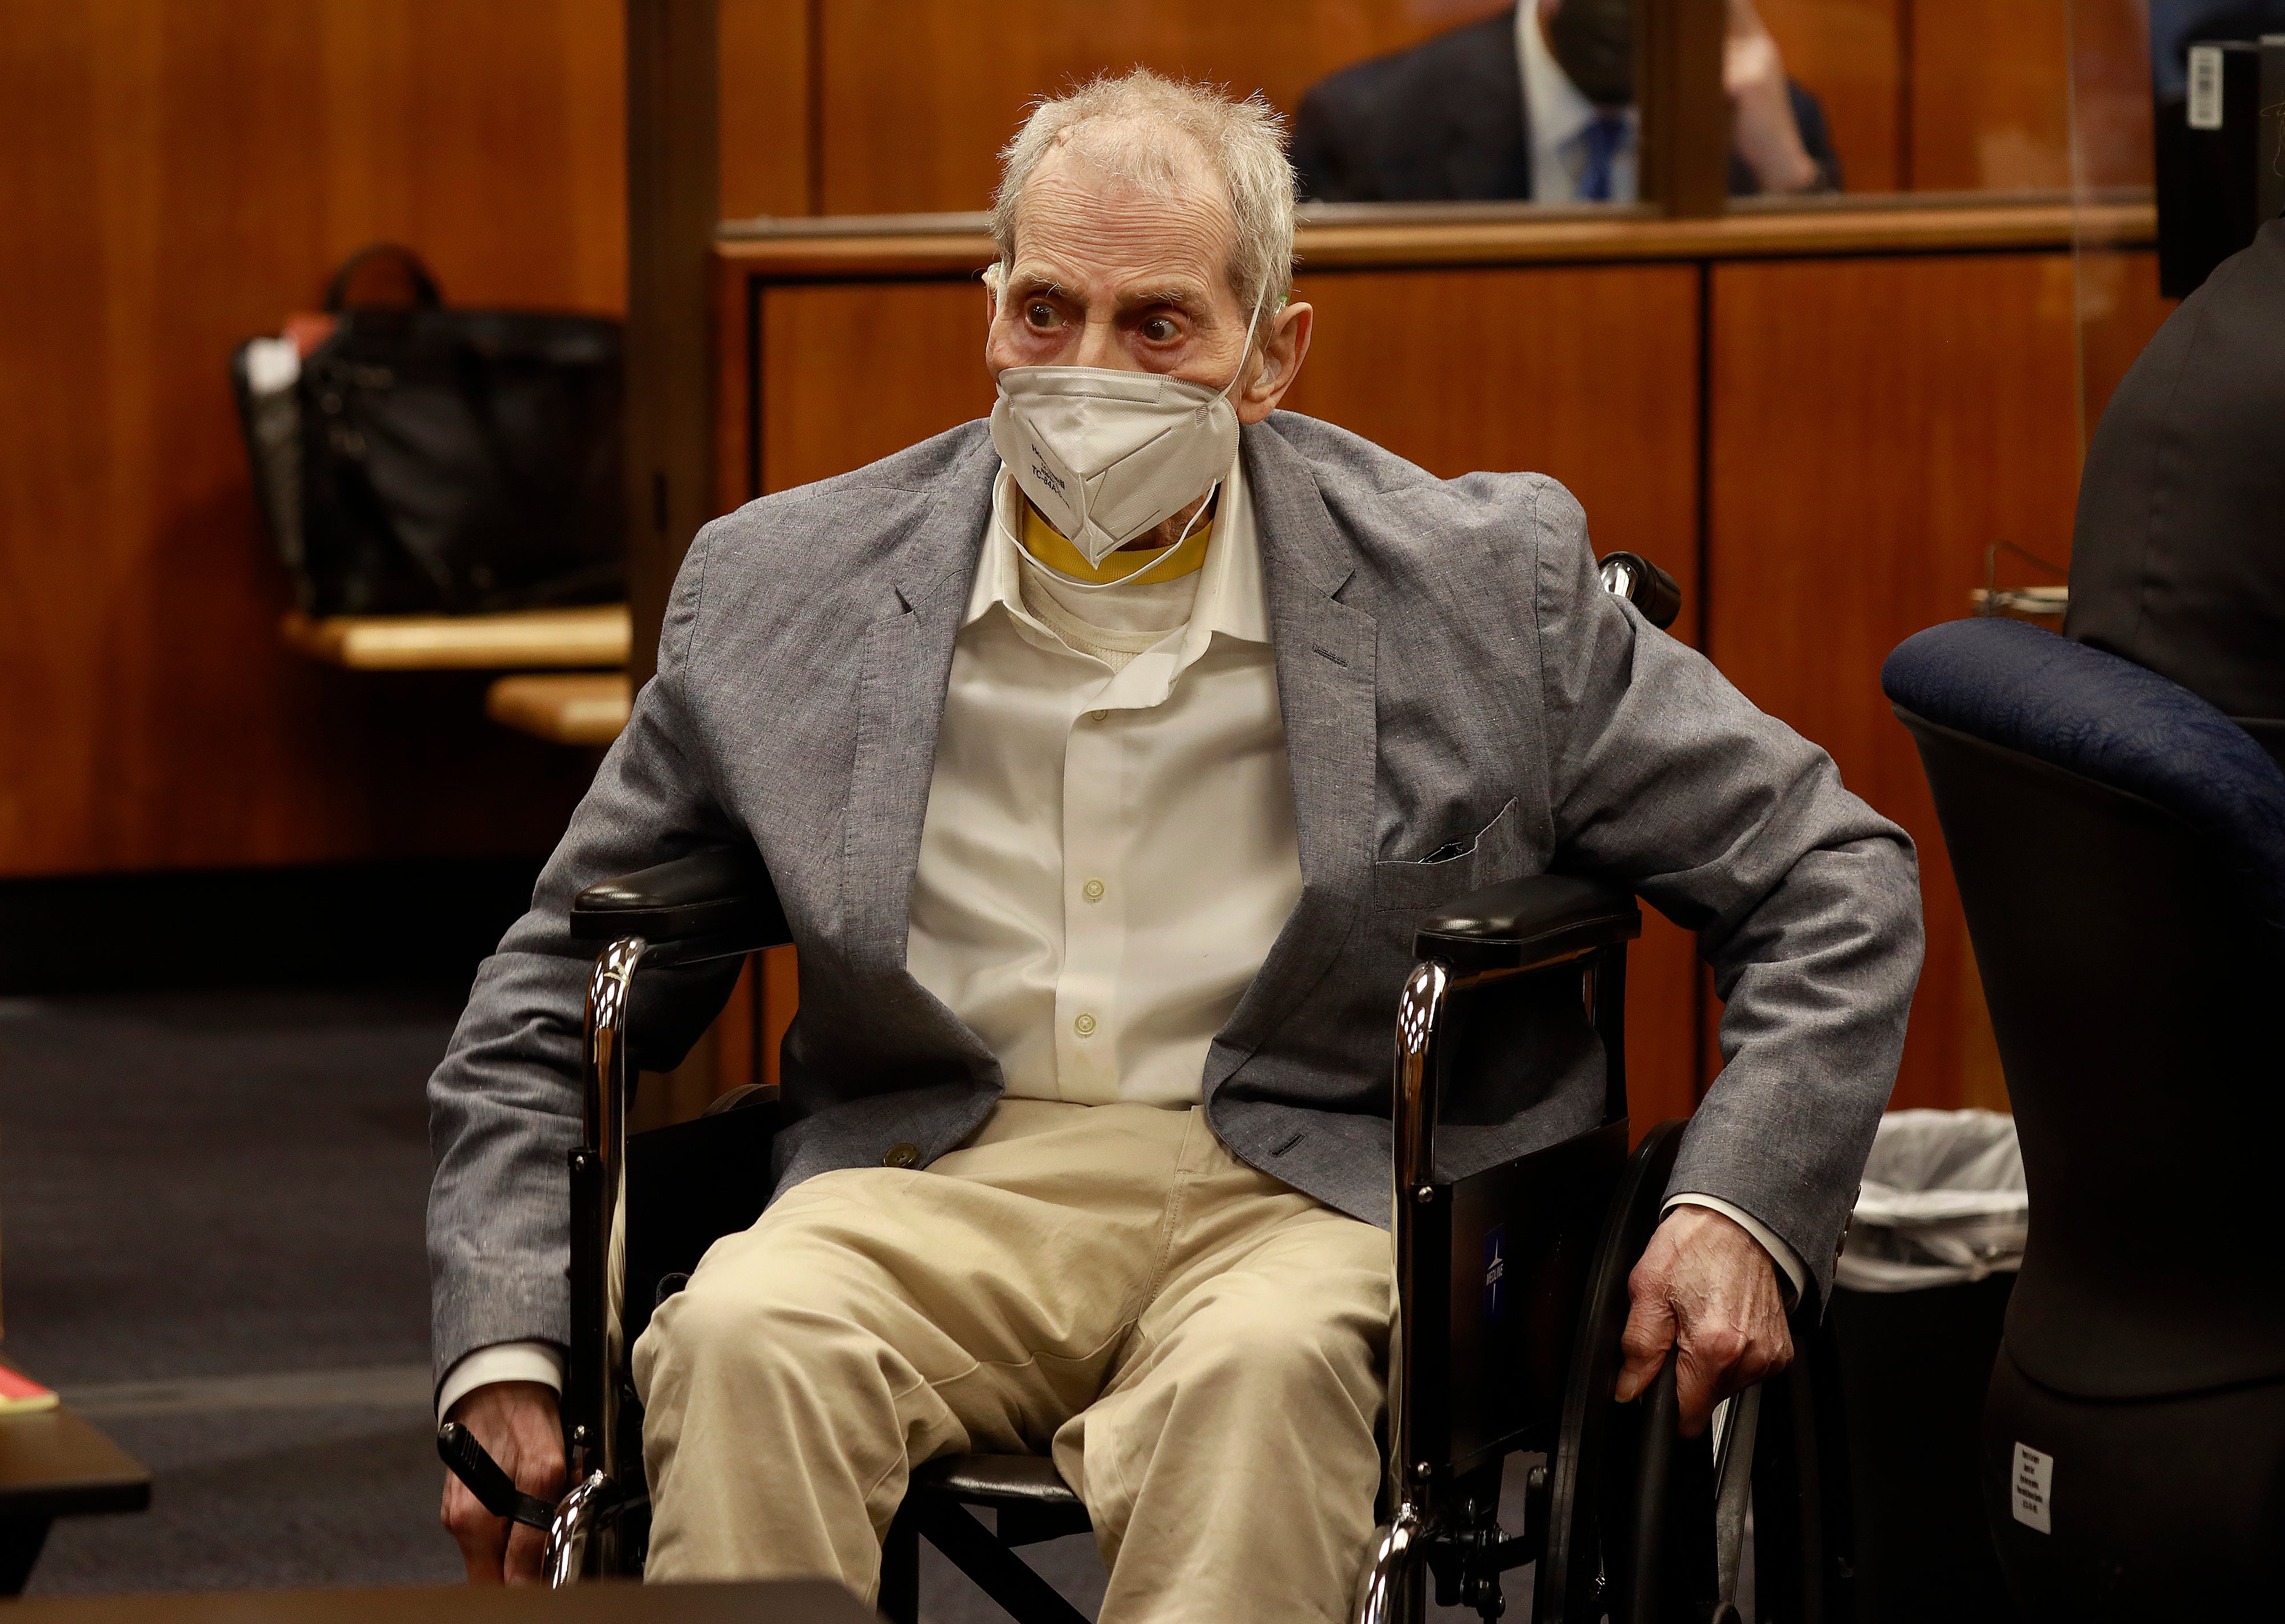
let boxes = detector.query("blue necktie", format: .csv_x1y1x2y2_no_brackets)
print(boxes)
1578,113,1628,202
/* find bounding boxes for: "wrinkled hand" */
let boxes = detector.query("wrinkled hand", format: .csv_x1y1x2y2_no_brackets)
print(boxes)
1724,0,1823,193
1614,1206,1794,1436
440,1381,564,1585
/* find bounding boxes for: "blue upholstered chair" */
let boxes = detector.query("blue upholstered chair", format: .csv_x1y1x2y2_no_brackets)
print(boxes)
1883,615,2285,1619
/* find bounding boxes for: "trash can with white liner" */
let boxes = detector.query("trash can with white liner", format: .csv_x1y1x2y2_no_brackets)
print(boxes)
1831,1109,2028,1624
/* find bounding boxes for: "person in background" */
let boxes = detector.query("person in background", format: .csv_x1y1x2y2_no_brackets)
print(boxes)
1293,0,1837,204
2066,215,2285,771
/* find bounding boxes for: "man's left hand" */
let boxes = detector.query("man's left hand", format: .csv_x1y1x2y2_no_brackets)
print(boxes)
1613,1206,1794,1435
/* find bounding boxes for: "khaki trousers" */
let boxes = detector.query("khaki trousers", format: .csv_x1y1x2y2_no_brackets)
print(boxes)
631,1098,1393,1622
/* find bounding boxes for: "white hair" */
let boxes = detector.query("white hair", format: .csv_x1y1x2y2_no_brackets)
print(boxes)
987,69,1297,318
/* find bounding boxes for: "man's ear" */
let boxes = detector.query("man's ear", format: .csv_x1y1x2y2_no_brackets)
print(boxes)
1236,300,1313,424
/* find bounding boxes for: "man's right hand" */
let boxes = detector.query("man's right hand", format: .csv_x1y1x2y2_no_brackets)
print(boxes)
440,1381,566,1585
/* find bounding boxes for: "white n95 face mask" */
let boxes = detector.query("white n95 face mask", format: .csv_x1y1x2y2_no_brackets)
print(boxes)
988,288,1268,569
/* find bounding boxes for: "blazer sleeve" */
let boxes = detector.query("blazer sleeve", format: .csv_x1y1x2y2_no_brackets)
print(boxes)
425,524,751,1381
1789,79,1842,191
1725,79,1843,195
1517,476,1921,1304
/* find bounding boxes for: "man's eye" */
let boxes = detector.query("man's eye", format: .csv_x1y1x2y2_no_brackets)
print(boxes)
1025,303,1059,328
1139,316,1178,342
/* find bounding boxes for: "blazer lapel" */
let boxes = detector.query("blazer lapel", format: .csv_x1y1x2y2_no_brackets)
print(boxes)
839,446,998,977
1210,423,1379,1085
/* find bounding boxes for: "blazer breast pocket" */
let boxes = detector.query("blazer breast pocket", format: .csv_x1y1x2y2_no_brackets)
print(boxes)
1372,798,1522,914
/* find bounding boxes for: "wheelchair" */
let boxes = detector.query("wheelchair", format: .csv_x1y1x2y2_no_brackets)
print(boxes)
442,553,1854,1623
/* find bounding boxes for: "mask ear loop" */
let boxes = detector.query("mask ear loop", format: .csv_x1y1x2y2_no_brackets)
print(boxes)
1011,279,1273,592
1217,278,1273,404
1148,278,1272,557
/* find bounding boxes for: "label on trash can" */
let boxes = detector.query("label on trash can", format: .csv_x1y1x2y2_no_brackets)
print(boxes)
2011,1442,2054,1533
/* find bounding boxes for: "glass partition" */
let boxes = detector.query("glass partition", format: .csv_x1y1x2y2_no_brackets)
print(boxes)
717,0,2120,227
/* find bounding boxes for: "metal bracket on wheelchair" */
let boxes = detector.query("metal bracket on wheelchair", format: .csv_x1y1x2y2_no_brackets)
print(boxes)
1425,1476,1546,1620
561,935,651,1581
1358,1471,1542,1624
437,1423,648,1589
544,1469,638,1588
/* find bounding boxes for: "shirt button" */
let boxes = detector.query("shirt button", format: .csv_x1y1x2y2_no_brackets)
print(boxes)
1073,1013,1098,1037
1082,878,1106,902
1088,709,1109,723
883,1142,921,1169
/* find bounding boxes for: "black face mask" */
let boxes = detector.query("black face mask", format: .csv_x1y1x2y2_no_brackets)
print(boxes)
1543,0,1635,107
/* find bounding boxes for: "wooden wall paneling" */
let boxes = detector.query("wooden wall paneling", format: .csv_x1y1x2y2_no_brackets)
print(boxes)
1282,264,1701,602
627,0,721,688
758,278,998,492
813,0,1511,216
1281,262,1705,1125
1754,0,1905,192
1706,251,2084,1112
0,0,624,880
1639,0,1735,216
1909,0,2072,191
2063,0,2155,196
759,943,800,1092
717,0,812,219
715,257,760,513
2073,249,2171,444
2063,0,2168,439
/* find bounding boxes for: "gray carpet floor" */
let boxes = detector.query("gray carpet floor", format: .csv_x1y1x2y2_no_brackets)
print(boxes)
0,989,1560,1618
0,989,1111,1616
0,989,462,1595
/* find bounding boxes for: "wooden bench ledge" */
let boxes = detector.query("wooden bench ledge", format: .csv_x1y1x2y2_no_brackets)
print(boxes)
282,604,631,671
486,672,632,746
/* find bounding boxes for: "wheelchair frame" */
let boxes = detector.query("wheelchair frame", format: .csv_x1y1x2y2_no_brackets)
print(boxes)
440,548,1855,1619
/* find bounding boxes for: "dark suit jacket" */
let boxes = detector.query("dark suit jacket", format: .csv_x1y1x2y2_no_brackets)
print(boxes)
2066,216,2285,771
1292,7,1839,203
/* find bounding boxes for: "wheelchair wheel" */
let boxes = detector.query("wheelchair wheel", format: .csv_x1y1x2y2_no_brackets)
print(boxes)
1534,1121,1852,1624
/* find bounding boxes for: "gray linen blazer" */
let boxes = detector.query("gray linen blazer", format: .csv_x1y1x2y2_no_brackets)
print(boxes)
428,412,1922,1382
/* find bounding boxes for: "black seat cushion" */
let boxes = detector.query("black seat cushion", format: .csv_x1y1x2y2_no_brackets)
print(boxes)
908,1454,1091,1547
910,1453,1081,1507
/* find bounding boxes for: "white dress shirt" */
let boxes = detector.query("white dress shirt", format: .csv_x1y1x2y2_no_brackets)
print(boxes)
1516,0,1641,204
436,444,1803,1420
906,454,1303,1108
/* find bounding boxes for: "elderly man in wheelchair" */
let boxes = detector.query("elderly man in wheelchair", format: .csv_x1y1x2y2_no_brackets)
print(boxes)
428,70,1919,1624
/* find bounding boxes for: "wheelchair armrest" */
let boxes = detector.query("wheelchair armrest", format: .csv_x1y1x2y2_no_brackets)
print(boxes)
1414,873,1642,979
1598,551,1683,632
569,845,793,953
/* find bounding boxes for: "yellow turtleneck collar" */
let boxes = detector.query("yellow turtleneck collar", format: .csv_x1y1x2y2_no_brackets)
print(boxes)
1021,501,1213,586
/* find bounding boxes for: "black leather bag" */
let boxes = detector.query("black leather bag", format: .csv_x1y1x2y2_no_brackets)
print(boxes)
239,244,626,616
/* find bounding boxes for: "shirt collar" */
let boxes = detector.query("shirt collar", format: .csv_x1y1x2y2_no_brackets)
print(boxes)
970,454,1271,649
1516,2,1638,174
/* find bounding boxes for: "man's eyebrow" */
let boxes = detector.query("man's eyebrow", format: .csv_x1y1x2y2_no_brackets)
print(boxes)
1119,284,1213,311
1007,274,1071,299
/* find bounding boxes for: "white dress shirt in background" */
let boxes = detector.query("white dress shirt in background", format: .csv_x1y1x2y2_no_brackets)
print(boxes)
1516,0,1641,204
